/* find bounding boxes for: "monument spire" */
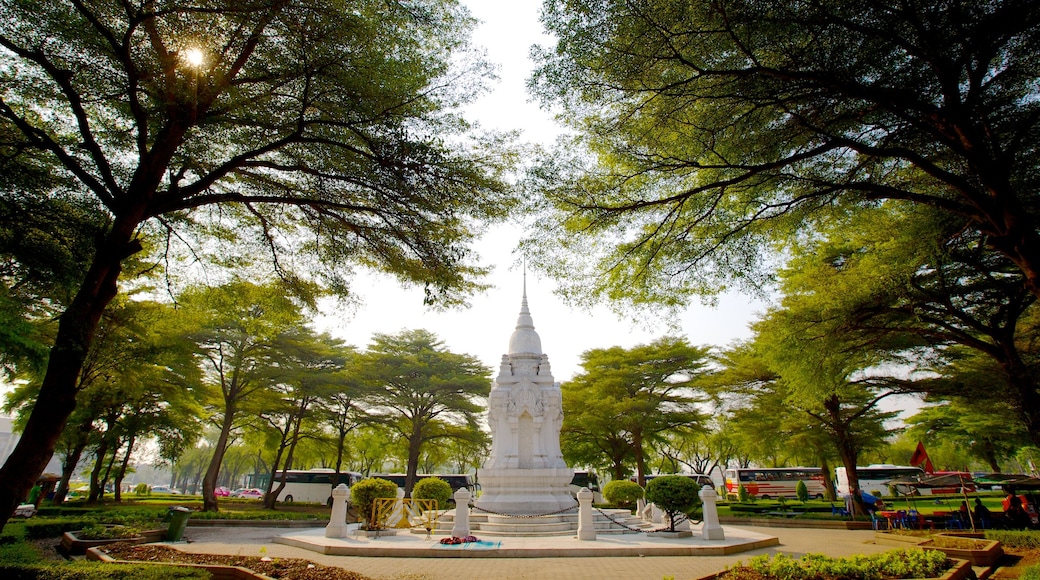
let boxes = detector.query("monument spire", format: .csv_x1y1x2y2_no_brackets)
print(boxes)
509,268,541,355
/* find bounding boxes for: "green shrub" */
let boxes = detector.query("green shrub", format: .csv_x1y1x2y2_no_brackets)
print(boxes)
1022,563,1040,580
34,508,104,518
795,481,809,503
24,518,96,539
602,480,644,508
985,530,1040,549
350,478,398,529
741,548,948,580
645,475,701,532
0,541,41,564
73,524,140,540
185,509,320,521
133,483,150,496
738,484,749,503
0,562,209,580
411,477,452,509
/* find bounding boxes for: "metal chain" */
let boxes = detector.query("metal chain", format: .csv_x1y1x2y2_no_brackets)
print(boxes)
592,508,703,534
593,506,649,533
470,502,579,518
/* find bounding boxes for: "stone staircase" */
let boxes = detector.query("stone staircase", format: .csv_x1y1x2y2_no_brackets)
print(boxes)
412,508,653,537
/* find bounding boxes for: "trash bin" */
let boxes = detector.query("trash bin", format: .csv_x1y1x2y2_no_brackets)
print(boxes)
166,506,191,541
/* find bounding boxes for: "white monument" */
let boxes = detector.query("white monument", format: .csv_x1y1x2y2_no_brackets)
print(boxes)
473,286,574,515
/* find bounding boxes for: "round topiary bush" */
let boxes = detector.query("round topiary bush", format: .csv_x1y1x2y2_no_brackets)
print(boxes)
645,475,701,532
134,483,150,496
412,477,453,509
350,478,398,529
602,480,644,508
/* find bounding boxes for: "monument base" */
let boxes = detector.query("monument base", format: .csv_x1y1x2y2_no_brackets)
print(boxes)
474,467,575,515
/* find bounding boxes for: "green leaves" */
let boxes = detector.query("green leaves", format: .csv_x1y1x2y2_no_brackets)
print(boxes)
527,0,1040,311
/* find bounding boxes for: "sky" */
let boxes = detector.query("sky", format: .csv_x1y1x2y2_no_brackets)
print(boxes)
312,0,770,383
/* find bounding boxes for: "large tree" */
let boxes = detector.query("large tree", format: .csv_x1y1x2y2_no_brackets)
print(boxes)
0,0,514,526
527,0,1040,309
561,337,708,486
182,280,309,511
773,201,1040,445
353,329,489,496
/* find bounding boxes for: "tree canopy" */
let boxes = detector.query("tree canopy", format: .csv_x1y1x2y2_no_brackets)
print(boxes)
527,0,1040,310
352,328,490,495
561,337,708,484
0,0,515,527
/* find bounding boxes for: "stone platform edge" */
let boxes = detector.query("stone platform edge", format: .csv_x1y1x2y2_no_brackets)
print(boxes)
719,517,872,530
273,534,779,558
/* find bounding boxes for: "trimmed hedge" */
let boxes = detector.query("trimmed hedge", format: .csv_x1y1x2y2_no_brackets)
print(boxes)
646,475,701,531
1022,564,1040,580
602,480,644,508
739,549,949,580
412,477,452,509
0,563,209,580
25,518,97,539
185,509,320,520
985,529,1040,549
350,478,398,527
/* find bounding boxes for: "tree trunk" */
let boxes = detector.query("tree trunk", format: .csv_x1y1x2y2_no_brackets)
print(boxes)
268,411,307,509
633,430,645,487
819,456,837,502
202,406,237,511
113,434,136,503
822,396,866,515
53,441,88,505
263,437,288,510
0,212,143,531
88,435,112,503
405,421,423,497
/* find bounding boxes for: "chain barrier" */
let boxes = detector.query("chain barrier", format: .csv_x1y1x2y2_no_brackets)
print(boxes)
470,502,579,519
591,508,704,534
593,506,651,533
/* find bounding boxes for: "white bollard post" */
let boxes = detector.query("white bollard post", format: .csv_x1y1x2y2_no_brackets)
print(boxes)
326,483,350,538
577,487,596,541
637,498,647,521
451,488,471,538
651,502,664,524
699,485,725,540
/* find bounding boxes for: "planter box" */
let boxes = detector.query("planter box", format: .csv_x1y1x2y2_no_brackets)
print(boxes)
874,531,1003,567
60,530,146,556
920,538,1003,567
873,532,928,548
87,547,273,580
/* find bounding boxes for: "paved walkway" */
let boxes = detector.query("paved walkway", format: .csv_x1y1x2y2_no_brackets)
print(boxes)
176,524,891,580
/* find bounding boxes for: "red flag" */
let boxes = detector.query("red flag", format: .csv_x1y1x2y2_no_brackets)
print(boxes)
909,441,935,473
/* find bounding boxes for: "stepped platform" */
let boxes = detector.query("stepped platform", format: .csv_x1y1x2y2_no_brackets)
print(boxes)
275,522,778,558
412,508,651,537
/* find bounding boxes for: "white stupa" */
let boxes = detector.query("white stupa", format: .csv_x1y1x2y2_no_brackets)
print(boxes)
473,283,574,515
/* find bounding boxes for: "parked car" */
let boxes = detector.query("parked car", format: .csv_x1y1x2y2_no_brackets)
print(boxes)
150,485,181,494
214,486,231,497
234,488,264,500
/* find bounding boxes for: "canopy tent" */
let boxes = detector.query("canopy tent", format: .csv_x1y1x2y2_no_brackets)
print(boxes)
973,474,1040,491
887,473,974,496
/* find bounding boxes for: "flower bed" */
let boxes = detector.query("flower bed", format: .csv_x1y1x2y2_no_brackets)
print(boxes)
91,542,373,580
697,549,970,580
874,531,1004,566
60,529,146,556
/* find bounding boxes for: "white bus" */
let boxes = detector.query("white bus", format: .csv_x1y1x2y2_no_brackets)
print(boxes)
723,467,829,500
834,465,924,496
251,469,363,505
